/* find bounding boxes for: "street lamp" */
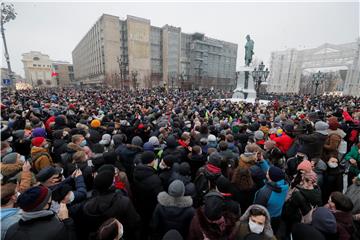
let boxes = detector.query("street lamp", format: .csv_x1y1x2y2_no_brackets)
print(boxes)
251,61,270,95
131,70,138,90
1,3,16,91
312,70,326,95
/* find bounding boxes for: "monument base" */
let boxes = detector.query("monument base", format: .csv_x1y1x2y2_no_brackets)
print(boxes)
232,66,257,100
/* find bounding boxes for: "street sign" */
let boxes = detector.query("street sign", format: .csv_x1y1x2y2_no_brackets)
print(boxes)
2,79,11,85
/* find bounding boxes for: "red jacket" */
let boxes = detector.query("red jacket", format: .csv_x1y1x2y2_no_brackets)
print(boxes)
269,133,294,153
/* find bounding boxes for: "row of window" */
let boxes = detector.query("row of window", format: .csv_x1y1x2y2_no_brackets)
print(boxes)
33,64,51,68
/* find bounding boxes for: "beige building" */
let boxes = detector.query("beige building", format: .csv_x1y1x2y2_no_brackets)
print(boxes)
52,61,74,86
22,51,55,88
72,14,238,90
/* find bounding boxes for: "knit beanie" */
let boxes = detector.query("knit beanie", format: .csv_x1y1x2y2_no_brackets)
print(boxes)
297,160,312,172
32,127,47,138
31,137,46,147
143,142,155,152
91,119,101,128
148,136,160,147
254,130,264,140
17,186,52,212
311,207,337,234
268,166,285,182
315,121,329,135
2,152,18,164
291,223,325,240
131,136,143,147
208,152,222,168
141,151,155,164
94,170,115,193
168,180,185,198
204,192,224,221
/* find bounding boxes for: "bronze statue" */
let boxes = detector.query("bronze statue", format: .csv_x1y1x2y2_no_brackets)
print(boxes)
245,35,254,66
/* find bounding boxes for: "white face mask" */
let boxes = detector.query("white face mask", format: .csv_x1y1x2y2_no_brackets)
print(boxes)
19,155,26,163
328,162,338,168
248,219,264,234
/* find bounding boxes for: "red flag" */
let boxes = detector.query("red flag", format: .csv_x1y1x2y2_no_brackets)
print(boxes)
51,71,58,77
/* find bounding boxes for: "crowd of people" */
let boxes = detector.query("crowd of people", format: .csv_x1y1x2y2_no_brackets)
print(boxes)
1,87,360,240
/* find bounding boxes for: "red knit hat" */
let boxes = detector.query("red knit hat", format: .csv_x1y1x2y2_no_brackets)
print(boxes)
32,137,46,147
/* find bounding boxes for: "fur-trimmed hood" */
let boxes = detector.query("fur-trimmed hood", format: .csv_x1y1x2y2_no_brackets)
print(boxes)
157,191,193,208
239,204,274,238
67,142,83,152
0,161,22,177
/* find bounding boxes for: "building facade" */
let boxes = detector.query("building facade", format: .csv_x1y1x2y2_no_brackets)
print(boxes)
52,61,75,86
22,51,55,88
72,14,238,90
267,40,360,96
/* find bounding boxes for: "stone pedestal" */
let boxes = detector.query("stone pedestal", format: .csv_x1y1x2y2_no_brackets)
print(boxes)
232,66,257,100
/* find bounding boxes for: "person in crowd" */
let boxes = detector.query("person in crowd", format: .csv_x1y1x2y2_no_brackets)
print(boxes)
158,155,175,191
231,168,258,212
269,123,294,154
322,156,343,203
310,207,339,240
151,180,195,239
231,204,276,240
4,186,77,240
30,136,54,172
1,183,21,240
326,191,354,240
344,142,360,186
254,166,289,233
188,145,207,180
92,218,124,240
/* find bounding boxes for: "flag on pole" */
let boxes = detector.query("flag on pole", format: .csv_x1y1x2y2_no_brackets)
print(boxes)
51,65,58,77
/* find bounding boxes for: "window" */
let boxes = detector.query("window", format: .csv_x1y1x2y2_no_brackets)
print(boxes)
33,57,40,61
33,64,36,67
68,66,74,72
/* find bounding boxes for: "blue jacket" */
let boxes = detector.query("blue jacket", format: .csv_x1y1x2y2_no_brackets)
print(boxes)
1,208,21,240
257,160,271,173
254,179,289,218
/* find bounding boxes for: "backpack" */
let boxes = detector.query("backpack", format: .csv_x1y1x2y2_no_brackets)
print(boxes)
30,152,51,173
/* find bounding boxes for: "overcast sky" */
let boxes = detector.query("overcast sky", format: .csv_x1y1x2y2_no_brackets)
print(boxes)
2,1,359,77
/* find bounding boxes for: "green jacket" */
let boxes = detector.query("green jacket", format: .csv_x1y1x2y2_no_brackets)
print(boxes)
345,145,360,174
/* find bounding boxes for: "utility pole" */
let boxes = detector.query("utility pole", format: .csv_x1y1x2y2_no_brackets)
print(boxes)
1,3,16,91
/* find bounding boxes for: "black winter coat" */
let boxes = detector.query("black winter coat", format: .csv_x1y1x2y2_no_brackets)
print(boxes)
52,139,68,163
76,190,141,240
298,132,328,159
5,212,77,240
133,164,163,224
151,191,195,239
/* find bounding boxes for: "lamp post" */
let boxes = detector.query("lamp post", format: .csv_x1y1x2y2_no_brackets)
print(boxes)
251,61,270,95
131,70,138,90
312,70,325,95
1,3,16,91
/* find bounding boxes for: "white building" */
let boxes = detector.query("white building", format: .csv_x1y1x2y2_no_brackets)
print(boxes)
267,40,360,96
22,51,55,88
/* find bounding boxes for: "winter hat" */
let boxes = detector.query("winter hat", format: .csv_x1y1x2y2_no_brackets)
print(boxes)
36,166,62,182
148,136,160,148
131,136,143,147
311,207,337,234
268,166,285,182
32,128,47,138
141,151,155,164
97,164,115,174
208,152,222,168
303,170,317,183
297,160,312,172
2,152,18,164
13,130,25,139
254,130,264,140
178,162,191,176
17,186,52,212
328,116,340,130
168,180,185,198
315,121,329,135
204,192,224,221
143,142,155,152
163,155,176,167
162,230,184,240
291,223,325,240
208,134,217,142
31,137,46,147
91,119,101,128
52,184,72,202
99,134,111,145
283,123,294,133
94,170,115,192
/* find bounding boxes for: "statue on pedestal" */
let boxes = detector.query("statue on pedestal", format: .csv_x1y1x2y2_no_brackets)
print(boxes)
245,35,254,67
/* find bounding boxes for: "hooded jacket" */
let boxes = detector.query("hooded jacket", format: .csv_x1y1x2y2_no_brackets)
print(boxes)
231,204,276,240
151,191,195,239
254,179,289,218
344,145,360,175
30,146,53,172
79,190,141,240
1,208,21,240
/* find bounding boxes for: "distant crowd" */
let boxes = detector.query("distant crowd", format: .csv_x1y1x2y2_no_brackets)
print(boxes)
1,87,360,240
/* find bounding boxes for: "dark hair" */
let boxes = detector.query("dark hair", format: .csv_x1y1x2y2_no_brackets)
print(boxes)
232,168,254,191
249,207,266,217
219,141,228,151
330,191,353,212
96,218,121,240
1,183,17,205
192,145,201,154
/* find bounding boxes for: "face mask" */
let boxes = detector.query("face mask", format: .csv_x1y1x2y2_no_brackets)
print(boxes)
80,140,87,147
19,155,26,163
6,147,13,154
248,219,264,234
328,162,338,168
